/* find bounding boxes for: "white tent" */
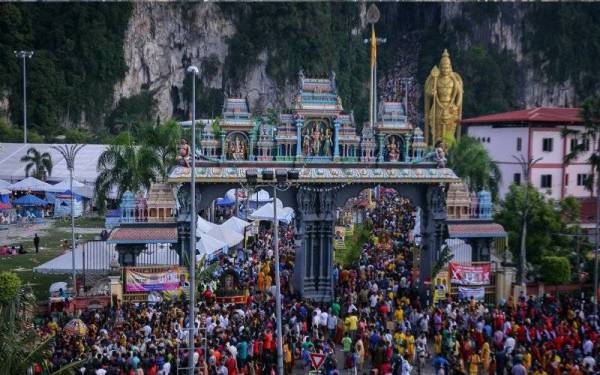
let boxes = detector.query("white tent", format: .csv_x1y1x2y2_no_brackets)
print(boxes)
206,225,244,248
196,234,227,259
0,179,10,190
249,202,295,223
33,243,178,274
221,216,251,235
197,216,218,234
46,178,84,193
249,189,271,202
8,176,53,192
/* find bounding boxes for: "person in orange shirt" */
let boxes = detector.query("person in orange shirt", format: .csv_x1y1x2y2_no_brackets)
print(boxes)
257,271,265,292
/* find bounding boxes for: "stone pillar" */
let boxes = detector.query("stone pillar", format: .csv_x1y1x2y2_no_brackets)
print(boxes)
220,133,226,161
378,133,386,163
108,275,122,306
333,119,341,161
420,184,448,302
295,118,304,161
403,133,411,162
249,134,256,161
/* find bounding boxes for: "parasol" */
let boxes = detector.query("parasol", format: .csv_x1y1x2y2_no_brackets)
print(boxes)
63,318,88,336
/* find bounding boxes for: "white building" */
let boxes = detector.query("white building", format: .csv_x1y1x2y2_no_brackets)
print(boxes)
462,107,596,225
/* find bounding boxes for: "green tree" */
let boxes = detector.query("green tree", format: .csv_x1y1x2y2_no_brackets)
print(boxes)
447,136,501,199
105,90,157,135
540,256,572,285
20,147,52,180
495,184,574,264
139,120,182,181
94,144,161,211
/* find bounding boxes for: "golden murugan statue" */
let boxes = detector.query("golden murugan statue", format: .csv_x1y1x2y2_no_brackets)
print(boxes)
424,49,463,145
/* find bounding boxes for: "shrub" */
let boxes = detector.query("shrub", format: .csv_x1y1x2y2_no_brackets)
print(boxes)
0,272,22,304
540,256,571,285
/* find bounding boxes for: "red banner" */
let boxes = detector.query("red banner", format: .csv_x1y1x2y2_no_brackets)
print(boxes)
449,263,491,286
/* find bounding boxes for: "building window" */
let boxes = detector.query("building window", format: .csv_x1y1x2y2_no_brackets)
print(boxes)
577,173,590,186
565,174,569,186
516,137,522,151
513,173,521,184
542,138,553,152
571,138,590,152
541,174,552,188
487,137,491,143
583,138,590,151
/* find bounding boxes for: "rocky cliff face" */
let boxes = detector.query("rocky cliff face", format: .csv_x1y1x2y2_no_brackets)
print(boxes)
115,3,578,121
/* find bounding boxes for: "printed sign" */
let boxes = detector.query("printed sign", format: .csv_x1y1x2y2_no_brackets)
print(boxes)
449,263,491,286
458,286,486,300
310,353,326,370
433,271,450,304
125,267,188,292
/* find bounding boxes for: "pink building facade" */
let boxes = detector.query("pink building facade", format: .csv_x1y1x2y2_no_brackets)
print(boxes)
461,108,595,224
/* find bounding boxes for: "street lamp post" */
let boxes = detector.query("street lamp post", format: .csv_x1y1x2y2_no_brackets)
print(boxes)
187,65,199,375
513,154,542,294
52,144,85,295
245,169,298,375
14,50,33,144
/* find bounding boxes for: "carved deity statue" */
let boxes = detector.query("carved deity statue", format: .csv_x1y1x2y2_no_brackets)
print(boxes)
311,125,322,156
387,137,400,162
424,49,463,145
303,129,312,156
323,128,332,157
176,138,191,168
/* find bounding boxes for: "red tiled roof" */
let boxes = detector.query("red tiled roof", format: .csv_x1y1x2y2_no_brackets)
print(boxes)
461,107,582,125
108,227,177,243
448,223,507,238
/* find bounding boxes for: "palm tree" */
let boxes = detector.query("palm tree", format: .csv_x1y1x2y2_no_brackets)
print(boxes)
20,147,53,180
447,136,502,199
139,120,182,180
94,144,161,211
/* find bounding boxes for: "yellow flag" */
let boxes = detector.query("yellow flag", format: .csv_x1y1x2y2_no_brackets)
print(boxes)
371,27,377,66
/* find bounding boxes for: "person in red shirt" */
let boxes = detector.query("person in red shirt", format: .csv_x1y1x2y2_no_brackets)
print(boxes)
263,330,274,352
225,355,238,375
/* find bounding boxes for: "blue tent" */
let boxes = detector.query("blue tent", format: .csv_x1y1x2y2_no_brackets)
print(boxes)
13,194,48,206
61,190,83,201
216,196,235,207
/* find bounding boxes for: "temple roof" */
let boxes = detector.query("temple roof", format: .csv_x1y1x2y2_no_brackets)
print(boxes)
461,107,582,125
107,226,177,244
168,165,459,184
447,223,507,238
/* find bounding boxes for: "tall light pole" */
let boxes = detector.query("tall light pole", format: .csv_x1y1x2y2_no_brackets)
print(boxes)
513,154,542,294
245,169,299,375
363,4,385,128
187,64,199,375
52,144,85,296
14,50,33,144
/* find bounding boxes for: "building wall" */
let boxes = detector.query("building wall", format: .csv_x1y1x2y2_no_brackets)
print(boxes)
466,124,595,200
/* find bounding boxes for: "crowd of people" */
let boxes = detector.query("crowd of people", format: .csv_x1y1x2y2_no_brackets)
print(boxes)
36,189,600,374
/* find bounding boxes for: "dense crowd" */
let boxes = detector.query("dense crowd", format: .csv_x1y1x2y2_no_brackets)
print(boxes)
37,189,600,374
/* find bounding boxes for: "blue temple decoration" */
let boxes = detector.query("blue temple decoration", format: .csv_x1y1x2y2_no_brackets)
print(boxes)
120,191,137,223
477,191,492,219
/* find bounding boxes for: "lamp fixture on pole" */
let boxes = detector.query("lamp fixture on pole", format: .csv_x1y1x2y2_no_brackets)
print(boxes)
14,50,33,144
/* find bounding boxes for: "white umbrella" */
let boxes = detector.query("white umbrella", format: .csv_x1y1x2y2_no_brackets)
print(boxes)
196,233,227,258
206,225,244,248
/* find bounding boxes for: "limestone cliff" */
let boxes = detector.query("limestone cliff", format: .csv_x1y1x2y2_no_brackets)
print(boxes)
115,3,581,122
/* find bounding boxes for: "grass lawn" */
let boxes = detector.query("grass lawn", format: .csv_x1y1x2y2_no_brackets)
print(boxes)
53,216,104,228
1,227,99,300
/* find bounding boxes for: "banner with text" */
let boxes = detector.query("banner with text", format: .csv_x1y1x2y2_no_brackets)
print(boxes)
449,263,491,286
458,286,486,300
125,267,188,292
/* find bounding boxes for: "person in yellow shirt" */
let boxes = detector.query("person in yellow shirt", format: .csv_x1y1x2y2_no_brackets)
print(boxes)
532,364,548,375
344,314,358,338
283,342,292,374
394,307,404,324
523,351,532,371
481,341,490,373
406,334,415,364
433,333,442,355
469,353,481,375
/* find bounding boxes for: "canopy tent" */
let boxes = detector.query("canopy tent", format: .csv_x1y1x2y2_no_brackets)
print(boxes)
0,179,10,190
54,192,83,217
0,188,9,204
249,189,271,202
221,216,251,235
0,202,12,210
197,216,218,234
13,194,48,206
196,234,227,259
249,202,295,223
206,225,244,248
8,176,53,192
46,178,85,193
216,196,235,207
33,243,178,274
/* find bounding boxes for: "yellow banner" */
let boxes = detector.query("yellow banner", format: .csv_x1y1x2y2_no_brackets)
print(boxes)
433,271,450,304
